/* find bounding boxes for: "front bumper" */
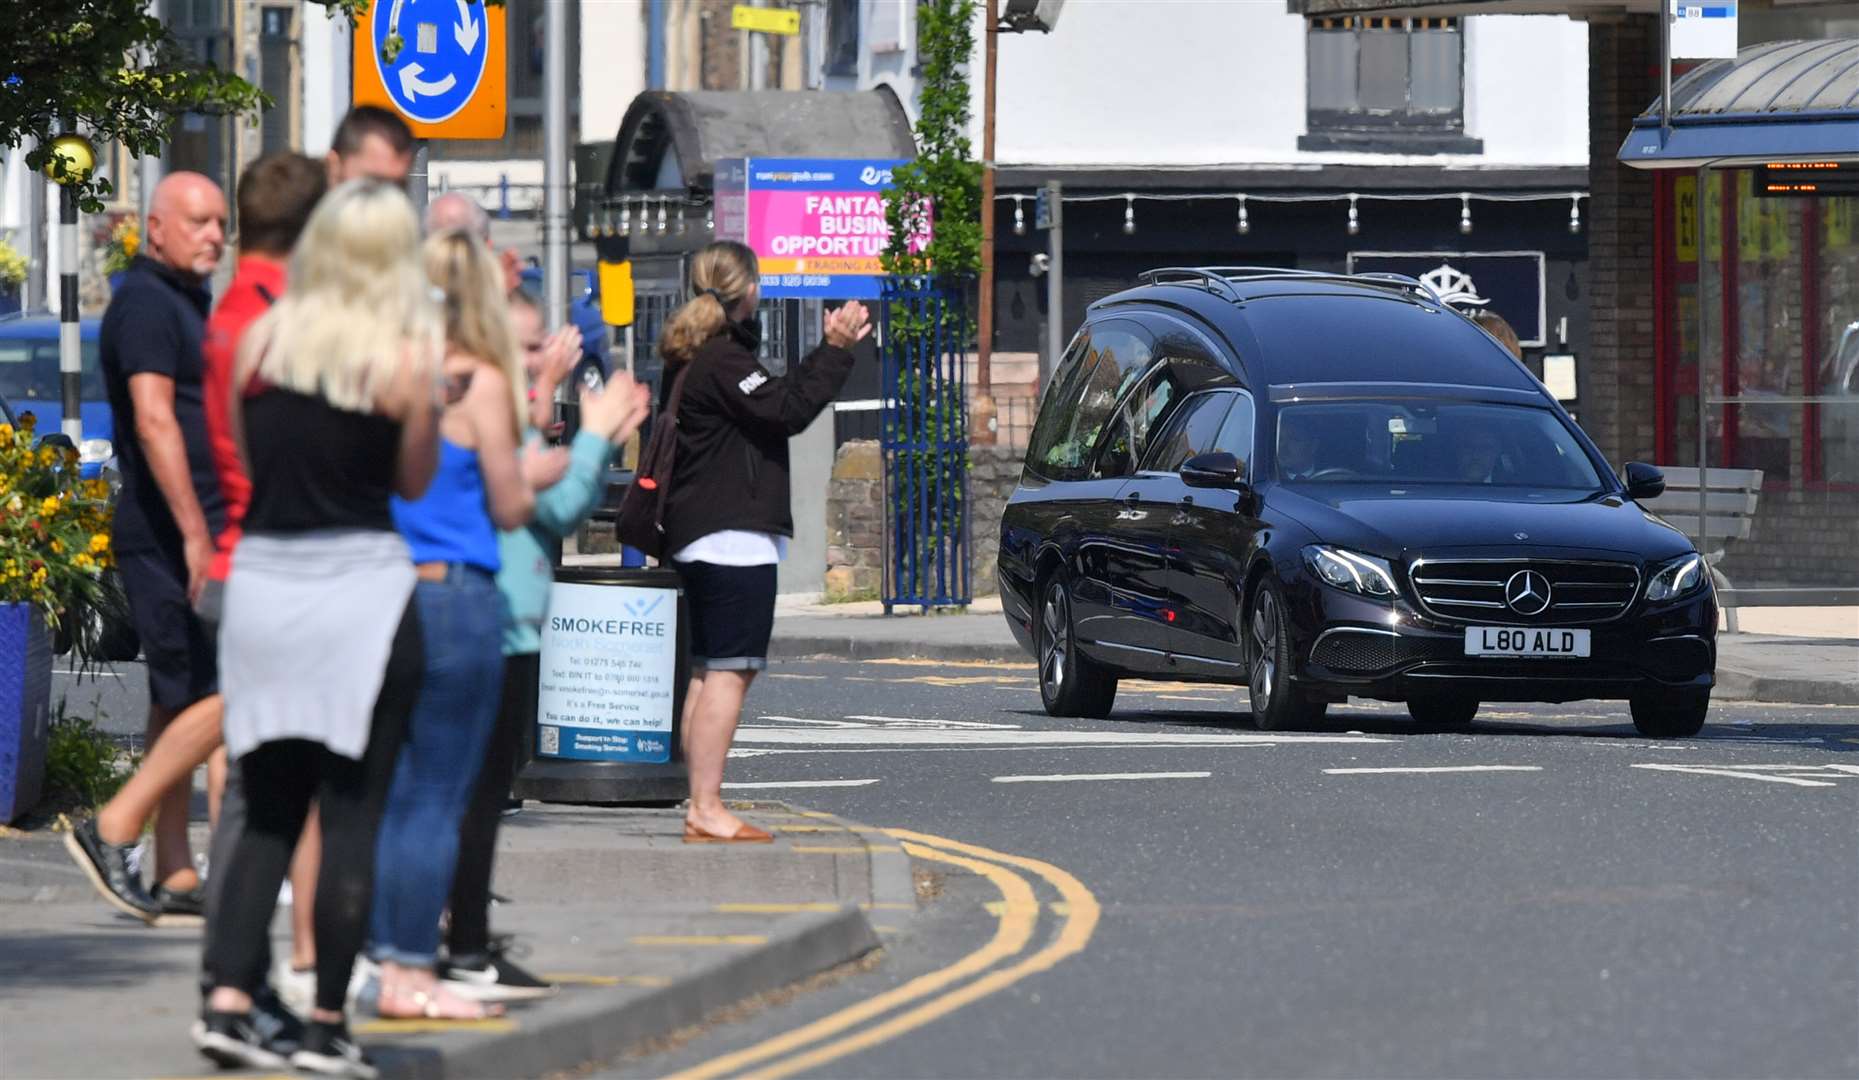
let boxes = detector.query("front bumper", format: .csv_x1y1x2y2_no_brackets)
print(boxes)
1288,581,1716,704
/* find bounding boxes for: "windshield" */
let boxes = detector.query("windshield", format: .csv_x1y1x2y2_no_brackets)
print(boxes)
1275,401,1606,492
0,339,105,403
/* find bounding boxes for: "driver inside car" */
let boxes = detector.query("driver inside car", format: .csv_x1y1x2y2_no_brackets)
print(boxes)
1454,422,1505,483
1278,414,1322,481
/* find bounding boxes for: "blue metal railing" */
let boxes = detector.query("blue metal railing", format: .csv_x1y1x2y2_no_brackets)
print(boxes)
878,277,972,610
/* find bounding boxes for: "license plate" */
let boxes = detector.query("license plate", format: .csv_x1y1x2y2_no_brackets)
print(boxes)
1464,626,1591,658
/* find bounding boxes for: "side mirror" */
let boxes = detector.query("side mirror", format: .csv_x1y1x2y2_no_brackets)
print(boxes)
1182,451,1247,490
1623,461,1665,500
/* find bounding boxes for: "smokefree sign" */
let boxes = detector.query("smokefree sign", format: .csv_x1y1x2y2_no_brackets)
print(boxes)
714,157,928,299
536,582,678,763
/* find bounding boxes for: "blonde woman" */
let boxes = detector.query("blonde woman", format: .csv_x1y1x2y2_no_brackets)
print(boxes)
366,228,568,1022
199,179,441,1078
657,241,869,842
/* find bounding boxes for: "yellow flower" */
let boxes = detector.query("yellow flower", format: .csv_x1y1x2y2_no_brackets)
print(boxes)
49,539,64,554
74,553,94,571
90,532,110,553
39,496,59,517
37,446,56,468
0,424,11,441
28,566,46,589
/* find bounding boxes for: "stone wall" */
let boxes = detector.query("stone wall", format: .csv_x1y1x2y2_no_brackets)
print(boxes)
823,440,1026,602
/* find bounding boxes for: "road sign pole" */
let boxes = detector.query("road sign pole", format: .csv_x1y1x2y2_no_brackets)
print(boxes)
543,0,568,330
408,142,429,216
1044,180,1062,392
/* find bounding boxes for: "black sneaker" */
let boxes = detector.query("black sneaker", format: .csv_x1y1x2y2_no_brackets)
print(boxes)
152,882,207,927
440,946,555,1003
251,986,306,1057
63,819,160,923
291,1019,378,1080
191,1010,289,1071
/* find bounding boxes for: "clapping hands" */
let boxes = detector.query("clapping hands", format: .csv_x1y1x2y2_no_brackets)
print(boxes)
824,301,873,350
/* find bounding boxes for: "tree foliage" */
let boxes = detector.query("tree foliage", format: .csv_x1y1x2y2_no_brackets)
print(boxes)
2,0,503,212
880,0,981,281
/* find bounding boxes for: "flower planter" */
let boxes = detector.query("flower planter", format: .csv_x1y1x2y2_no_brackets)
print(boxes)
0,603,52,824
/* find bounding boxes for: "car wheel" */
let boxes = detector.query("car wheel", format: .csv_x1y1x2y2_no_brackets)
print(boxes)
1630,687,1709,738
1246,578,1327,732
1038,575,1117,719
1406,695,1479,730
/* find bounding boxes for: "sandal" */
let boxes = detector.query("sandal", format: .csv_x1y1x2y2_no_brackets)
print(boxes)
683,821,775,844
376,982,505,1020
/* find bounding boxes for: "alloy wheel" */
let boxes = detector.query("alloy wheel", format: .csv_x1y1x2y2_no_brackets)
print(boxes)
1250,590,1278,718
1041,582,1069,701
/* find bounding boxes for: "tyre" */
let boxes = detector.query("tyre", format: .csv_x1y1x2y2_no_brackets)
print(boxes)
1246,577,1327,732
1037,575,1117,719
1630,687,1709,738
1406,695,1479,730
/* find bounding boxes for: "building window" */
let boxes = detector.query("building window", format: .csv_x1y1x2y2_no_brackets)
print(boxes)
826,0,860,77
1301,17,1481,155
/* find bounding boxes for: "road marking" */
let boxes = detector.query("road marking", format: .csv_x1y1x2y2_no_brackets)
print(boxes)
734,726,1386,750
991,771,1211,784
1157,694,1222,702
666,839,1041,1080
844,714,1026,729
714,902,843,914
630,934,769,946
354,1017,519,1034
721,779,881,789
1632,763,1839,787
1323,765,1544,775
791,844,898,854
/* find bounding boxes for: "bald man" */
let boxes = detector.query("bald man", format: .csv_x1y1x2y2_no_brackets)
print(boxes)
73,172,229,924
427,191,522,293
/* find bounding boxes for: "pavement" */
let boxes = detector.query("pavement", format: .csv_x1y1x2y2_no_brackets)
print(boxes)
771,595,1859,706
0,802,902,1080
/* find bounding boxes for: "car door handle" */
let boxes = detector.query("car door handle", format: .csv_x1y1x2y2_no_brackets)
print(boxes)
1180,495,1195,507
1124,492,1141,504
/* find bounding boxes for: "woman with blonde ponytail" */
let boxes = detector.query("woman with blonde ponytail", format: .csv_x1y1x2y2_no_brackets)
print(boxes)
365,227,572,1022
657,241,871,843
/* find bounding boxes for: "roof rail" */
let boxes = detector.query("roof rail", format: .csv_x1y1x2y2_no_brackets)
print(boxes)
1134,266,1445,306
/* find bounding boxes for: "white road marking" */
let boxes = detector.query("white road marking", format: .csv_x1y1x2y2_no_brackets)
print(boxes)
721,779,882,789
1323,765,1543,776
734,727,1388,750
844,714,1026,730
1631,764,1838,788
991,771,1211,784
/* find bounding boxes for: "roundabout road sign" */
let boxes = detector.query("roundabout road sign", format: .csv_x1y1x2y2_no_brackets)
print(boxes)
352,0,506,139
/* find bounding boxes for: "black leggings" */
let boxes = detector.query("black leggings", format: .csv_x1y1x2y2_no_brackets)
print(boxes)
203,602,423,1014
447,652,536,959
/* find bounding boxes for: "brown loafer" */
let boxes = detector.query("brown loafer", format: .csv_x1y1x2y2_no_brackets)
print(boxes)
683,821,775,844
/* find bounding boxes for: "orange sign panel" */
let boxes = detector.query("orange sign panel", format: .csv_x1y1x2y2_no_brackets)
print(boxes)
351,0,507,140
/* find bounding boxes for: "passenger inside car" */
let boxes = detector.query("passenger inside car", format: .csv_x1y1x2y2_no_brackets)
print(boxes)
1454,423,1506,483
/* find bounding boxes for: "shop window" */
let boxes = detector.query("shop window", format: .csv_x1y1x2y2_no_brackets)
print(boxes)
1302,17,1480,155
1660,168,1859,487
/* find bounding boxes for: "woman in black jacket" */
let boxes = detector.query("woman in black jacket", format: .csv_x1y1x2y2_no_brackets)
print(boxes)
658,241,869,842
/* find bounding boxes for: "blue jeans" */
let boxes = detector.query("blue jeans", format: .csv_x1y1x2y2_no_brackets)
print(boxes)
369,571,507,967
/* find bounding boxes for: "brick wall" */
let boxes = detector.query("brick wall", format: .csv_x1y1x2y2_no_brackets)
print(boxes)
1585,17,1660,468
1718,493,1859,589
824,441,1025,602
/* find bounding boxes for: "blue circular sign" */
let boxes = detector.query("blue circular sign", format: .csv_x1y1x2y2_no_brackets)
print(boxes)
372,0,489,125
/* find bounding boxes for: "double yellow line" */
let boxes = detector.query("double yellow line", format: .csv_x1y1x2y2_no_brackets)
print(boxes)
667,828,1100,1080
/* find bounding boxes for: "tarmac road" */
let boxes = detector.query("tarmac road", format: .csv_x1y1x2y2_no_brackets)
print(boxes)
597,657,1859,1080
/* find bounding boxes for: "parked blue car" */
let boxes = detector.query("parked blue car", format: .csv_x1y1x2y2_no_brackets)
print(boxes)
518,266,611,390
0,313,114,478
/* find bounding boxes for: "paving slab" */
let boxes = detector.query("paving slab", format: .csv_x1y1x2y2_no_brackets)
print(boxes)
0,803,898,1080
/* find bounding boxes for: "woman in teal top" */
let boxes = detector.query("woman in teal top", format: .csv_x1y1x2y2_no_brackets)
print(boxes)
441,289,648,1001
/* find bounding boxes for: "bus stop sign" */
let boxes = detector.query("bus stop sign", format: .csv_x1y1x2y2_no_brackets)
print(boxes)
352,0,507,139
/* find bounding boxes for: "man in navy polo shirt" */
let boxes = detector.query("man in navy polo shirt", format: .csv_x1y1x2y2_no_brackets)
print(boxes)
96,170,229,917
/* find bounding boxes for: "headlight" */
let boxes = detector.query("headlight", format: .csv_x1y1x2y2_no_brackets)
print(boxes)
1303,545,1398,599
1645,554,1706,602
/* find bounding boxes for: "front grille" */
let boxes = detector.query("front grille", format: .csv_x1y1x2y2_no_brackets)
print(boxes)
1309,630,1462,673
1408,559,1641,625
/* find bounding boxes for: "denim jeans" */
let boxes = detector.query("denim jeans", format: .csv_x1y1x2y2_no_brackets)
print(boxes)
369,571,507,967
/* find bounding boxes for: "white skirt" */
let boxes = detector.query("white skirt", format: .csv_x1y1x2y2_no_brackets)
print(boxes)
219,529,417,762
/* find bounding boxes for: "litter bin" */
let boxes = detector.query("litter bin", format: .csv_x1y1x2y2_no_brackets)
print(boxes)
513,564,690,804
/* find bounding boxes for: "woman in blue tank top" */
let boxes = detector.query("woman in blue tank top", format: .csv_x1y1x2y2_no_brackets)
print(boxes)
370,228,570,1020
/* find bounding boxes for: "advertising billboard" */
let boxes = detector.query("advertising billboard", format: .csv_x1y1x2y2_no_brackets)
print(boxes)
714,157,925,299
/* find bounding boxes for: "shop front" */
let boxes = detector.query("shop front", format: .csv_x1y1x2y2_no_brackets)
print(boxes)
1626,40,1859,594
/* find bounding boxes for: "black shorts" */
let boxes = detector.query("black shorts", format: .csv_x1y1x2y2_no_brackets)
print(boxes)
673,560,776,672
117,547,218,710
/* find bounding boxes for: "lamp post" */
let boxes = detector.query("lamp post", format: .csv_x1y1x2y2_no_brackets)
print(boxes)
43,131,95,446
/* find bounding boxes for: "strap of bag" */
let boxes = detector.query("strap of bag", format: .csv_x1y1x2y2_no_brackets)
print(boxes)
636,360,694,482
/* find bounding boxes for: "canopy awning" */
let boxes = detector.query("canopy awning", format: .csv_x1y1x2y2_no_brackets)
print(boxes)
1619,39,1859,169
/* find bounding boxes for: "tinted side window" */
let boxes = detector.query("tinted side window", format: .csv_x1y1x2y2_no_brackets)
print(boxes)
1211,392,1256,477
1095,367,1178,478
1024,324,1152,480
1142,392,1234,473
